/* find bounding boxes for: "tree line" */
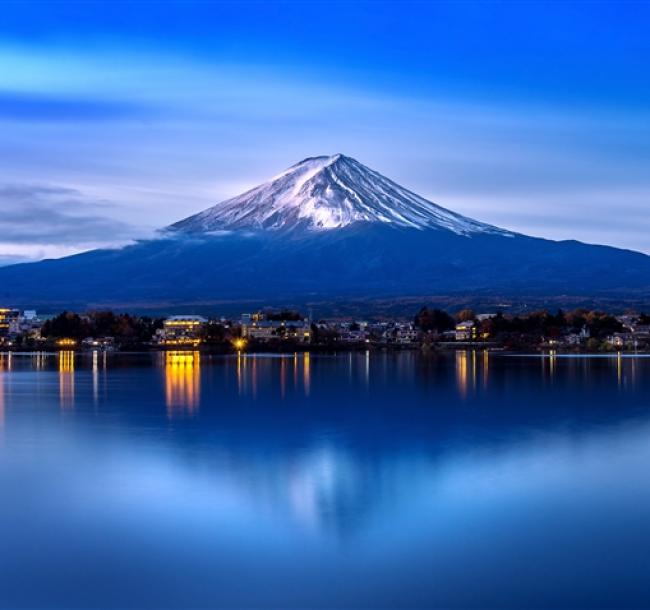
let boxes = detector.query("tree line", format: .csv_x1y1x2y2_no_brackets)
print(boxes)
414,307,646,340
41,311,162,344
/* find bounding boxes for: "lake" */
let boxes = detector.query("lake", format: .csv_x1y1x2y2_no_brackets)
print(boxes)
1,350,650,609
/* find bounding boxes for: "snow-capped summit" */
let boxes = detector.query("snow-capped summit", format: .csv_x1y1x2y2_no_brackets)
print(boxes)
170,154,510,235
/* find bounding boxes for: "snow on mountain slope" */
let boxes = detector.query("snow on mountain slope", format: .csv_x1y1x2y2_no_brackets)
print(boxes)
170,154,512,236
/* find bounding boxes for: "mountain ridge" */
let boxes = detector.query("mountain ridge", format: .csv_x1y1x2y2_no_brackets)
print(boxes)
1,154,649,312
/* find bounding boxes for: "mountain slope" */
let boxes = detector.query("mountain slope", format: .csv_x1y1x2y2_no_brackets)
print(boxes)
170,154,511,236
1,154,649,312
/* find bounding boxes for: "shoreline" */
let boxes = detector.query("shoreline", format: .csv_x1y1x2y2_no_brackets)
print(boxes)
3,345,650,357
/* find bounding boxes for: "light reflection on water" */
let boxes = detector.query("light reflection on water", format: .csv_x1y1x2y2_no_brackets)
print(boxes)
236,352,313,399
0,353,6,428
1,351,650,608
164,351,201,417
58,350,75,410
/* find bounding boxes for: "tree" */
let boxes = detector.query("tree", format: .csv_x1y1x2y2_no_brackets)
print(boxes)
456,309,475,323
41,310,162,345
585,311,623,339
565,309,588,331
414,307,455,332
41,312,90,340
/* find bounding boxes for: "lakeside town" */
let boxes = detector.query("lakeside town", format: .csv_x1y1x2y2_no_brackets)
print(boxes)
1,306,650,353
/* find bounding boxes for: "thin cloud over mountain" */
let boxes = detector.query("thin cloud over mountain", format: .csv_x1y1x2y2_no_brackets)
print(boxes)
0,184,147,262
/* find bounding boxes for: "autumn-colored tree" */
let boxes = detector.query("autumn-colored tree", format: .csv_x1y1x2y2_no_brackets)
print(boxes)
456,309,475,323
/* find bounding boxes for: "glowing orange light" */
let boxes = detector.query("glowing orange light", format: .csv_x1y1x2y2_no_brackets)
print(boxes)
233,338,246,351
165,351,200,417
59,350,75,409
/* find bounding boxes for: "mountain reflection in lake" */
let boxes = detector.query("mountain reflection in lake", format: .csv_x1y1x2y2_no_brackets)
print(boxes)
1,350,650,609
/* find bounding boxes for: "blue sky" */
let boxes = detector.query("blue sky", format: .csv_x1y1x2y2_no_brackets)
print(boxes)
1,0,649,262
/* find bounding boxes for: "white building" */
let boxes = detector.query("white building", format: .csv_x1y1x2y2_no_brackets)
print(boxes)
157,315,208,346
0,308,21,340
455,321,477,341
607,332,633,349
240,313,311,343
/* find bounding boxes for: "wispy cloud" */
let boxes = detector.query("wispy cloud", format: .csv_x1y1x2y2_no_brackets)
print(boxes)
0,90,151,122
0,184,149,263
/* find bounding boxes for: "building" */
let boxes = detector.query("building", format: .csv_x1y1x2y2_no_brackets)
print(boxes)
156,315,208,346
82,336,116,351
608,332,634,349
616,314,638,329
564,325,590,346
618,316,650,340
241,321,278,341
455,320,477,341
339,329,369,343
240,313,311,343
630,324,650,339
565,333,582,346
18,310,43,339
0,308,21,342
395,326,419,344
380,323,419,345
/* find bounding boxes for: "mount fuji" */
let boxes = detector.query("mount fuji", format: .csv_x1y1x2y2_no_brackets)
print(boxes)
171,154,510,236
1,154,650,313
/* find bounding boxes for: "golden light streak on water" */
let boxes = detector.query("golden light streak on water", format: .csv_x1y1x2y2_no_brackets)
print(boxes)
280,356,286,399
456,350,468,399
236,351,243,396
483,349,489,389
165,351,200,417
472,349,477,393
303,352,311,397
252,356,258,399
0,373,3,429
59,351,75,410
0,354,7,428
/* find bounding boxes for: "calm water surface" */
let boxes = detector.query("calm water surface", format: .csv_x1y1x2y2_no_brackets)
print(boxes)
1,350,650,609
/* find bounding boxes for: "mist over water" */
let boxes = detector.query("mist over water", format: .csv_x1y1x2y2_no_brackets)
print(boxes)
1,350,650,608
